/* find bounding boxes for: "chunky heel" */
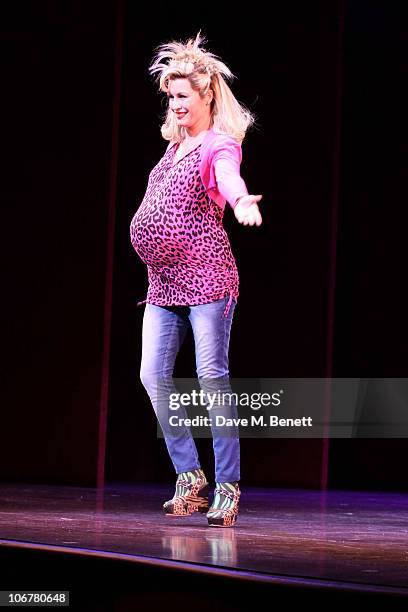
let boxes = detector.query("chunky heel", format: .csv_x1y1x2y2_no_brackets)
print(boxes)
163,469,209,516
207,482,240,527
198,502,210,514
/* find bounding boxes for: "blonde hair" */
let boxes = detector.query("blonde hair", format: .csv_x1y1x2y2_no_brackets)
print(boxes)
149,31,255,144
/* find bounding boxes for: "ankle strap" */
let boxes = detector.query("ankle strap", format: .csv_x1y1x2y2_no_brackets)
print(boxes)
214,487,240,501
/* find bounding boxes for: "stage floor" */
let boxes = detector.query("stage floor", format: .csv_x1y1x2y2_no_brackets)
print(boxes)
0,483,407,594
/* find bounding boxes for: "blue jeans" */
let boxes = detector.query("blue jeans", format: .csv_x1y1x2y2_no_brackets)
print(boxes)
140,296,240,483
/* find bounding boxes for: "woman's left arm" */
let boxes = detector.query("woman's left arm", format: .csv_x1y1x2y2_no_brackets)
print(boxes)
213,142,263,227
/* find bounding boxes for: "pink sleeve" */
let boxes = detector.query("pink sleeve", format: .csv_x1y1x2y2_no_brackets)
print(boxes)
213,143,248,209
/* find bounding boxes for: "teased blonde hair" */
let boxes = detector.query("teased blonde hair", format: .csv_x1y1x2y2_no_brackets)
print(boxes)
149,31,255,144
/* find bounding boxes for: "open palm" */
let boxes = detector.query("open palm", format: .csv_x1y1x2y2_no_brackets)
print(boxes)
234,195,263,226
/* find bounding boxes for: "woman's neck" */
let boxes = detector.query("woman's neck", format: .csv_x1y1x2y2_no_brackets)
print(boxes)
183,128,208,143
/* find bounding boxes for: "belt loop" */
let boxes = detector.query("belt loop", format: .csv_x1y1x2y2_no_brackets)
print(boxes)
223,291,233,318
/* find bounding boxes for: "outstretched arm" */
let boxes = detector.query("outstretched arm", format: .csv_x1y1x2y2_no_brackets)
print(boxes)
212,140,263,227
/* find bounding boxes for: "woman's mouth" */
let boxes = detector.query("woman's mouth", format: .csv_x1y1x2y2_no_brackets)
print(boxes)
176,112,187,118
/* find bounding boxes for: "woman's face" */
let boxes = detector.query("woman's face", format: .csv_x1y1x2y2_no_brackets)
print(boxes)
167,78,212,135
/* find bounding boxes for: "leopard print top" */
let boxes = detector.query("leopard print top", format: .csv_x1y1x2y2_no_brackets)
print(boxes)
130,142,239,309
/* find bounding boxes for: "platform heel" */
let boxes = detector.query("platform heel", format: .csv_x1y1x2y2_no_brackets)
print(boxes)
163,469,209,516
207,482,240,527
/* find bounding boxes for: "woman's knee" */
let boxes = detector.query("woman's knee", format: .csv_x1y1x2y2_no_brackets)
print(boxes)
196,364,230,378
140,365,172,392
140,366,155,391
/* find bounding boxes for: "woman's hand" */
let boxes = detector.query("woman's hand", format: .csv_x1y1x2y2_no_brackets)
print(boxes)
234,195,263,226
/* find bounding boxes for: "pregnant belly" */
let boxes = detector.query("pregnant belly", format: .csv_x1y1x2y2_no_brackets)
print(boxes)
130,211,196,267
130,204,229,269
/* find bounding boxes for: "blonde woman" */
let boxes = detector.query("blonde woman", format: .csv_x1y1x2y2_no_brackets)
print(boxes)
130,32,263,527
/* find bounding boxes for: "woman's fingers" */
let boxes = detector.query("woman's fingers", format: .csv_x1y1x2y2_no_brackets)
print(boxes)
239,204,263,226
235,196,263,224
234,196,263,226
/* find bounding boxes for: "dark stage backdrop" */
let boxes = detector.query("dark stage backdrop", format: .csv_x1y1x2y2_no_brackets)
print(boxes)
1,2,117,484
1,1,406,489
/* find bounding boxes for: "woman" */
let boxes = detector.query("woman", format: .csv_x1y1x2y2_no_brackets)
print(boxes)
130,32,263,527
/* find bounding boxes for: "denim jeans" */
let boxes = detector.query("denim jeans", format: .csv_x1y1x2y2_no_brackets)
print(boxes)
140,296,240,483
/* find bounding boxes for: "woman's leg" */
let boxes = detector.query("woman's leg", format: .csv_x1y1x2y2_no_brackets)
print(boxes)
140,303,202,474
188,297,240,483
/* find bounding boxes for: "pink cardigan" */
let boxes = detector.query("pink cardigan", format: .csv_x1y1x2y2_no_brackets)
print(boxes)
166,128,248,210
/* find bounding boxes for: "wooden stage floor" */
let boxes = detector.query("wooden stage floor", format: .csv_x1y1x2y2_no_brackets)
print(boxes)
0,482,407,604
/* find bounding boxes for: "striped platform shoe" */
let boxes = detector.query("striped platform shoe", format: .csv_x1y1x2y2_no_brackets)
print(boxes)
163,469,209,516
207,482,241,527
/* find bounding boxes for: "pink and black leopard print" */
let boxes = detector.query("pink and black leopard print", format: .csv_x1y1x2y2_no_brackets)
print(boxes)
130,142,239,317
